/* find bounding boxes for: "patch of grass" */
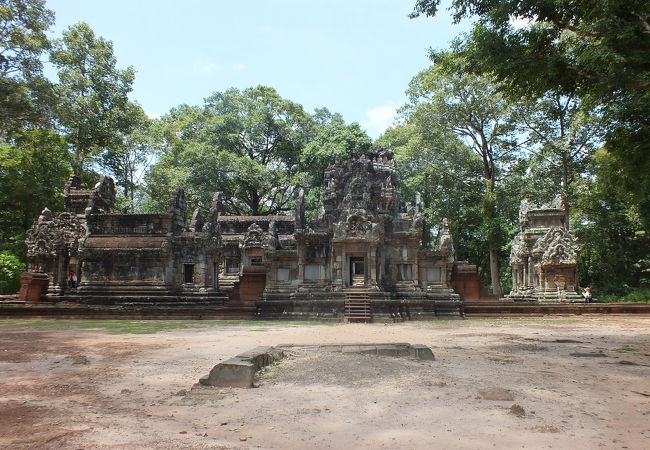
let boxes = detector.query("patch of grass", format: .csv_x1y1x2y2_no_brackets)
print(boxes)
0,319,325,334
616,345,636,353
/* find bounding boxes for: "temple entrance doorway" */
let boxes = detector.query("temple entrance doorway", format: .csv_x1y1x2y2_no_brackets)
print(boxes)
350,257,365,287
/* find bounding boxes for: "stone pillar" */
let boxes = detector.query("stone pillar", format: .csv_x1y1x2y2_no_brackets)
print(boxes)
297,247,305,282
341,250,347,288
412,253,419,286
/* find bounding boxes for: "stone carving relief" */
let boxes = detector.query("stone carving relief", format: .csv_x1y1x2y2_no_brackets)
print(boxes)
347,215,370,237
435,218,455,260
25,209,85,273
536,227,578,266
85,176,116,214
241,223,265,248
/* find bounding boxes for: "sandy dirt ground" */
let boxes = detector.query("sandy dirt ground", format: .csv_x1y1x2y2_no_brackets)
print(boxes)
0,317,649,449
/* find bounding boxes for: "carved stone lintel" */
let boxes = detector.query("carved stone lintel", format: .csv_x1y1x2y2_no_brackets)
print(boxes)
241,223,265,249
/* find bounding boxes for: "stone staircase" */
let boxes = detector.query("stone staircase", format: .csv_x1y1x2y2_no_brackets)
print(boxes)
344,290,371,322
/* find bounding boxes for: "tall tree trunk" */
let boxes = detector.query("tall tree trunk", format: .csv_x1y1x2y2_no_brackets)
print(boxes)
483,177,502,297
489,241,501,297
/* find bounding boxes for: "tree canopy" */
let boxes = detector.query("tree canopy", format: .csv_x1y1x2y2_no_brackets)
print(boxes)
0,0,55,134
411,0,650,231
51,22,141,177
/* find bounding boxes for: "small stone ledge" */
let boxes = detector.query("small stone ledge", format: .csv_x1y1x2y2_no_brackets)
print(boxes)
199,346,285,388
277,343,435,360
198,343,435,388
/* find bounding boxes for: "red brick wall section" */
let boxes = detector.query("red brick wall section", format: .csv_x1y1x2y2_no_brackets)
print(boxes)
451,264,497,301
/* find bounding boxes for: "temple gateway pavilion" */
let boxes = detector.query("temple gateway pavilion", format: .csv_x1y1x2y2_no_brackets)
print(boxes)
22,147,582,320
508,197,581,302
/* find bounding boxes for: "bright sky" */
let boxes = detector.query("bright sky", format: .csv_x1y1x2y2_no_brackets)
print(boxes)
45,0,470,139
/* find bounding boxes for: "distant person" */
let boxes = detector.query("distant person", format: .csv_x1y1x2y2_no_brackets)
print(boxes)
582,287,592,303
69,271,77,289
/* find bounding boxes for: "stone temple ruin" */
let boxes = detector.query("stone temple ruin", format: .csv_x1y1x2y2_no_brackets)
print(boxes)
508,197,581,302
23,148,467,319
20,147,584,320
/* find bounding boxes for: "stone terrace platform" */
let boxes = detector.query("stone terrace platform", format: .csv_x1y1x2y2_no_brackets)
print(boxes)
462,301,650,317
0,297,649,320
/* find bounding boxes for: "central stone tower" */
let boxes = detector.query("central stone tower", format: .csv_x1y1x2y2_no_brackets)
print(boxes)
257,147,462,320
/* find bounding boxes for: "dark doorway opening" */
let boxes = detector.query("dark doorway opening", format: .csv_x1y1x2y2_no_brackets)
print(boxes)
184,264,194,283
350,257,365,286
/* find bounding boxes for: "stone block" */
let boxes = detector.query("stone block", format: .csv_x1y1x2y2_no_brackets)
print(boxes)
410,344,435,360
204,358,257,388
200,346,285,388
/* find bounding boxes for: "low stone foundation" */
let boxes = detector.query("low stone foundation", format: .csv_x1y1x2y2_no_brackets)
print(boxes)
198,343,435,388
199,346,285,388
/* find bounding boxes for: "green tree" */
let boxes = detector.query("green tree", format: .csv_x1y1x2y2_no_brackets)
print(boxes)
411,0,650,229
50,22,140,177
300,108,372,187
98,108,156,212
0,250,25,294
574,150,650,295
0,129,70,255
0,0,55,135
145,86,315,216
517,93,602,227
404,54,523,296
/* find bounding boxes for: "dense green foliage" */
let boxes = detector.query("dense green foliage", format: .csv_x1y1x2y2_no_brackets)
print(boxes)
51,22,142,177
0,0,55,135
0,250,25,294
0,129,69,254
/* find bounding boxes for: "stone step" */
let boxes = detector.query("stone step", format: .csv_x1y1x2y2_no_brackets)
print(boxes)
344,297,371,322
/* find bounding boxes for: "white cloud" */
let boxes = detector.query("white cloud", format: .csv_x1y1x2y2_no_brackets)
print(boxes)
364,104,399,139
232,63,246,72
201,61,220,73
146,112,161,120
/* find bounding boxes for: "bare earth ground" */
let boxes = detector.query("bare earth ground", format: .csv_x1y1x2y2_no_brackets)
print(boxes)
0,317,649,449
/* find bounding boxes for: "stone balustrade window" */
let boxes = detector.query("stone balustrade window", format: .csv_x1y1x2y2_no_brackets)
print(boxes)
427,267,442,282
304,264,324,280
277,268,291,281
